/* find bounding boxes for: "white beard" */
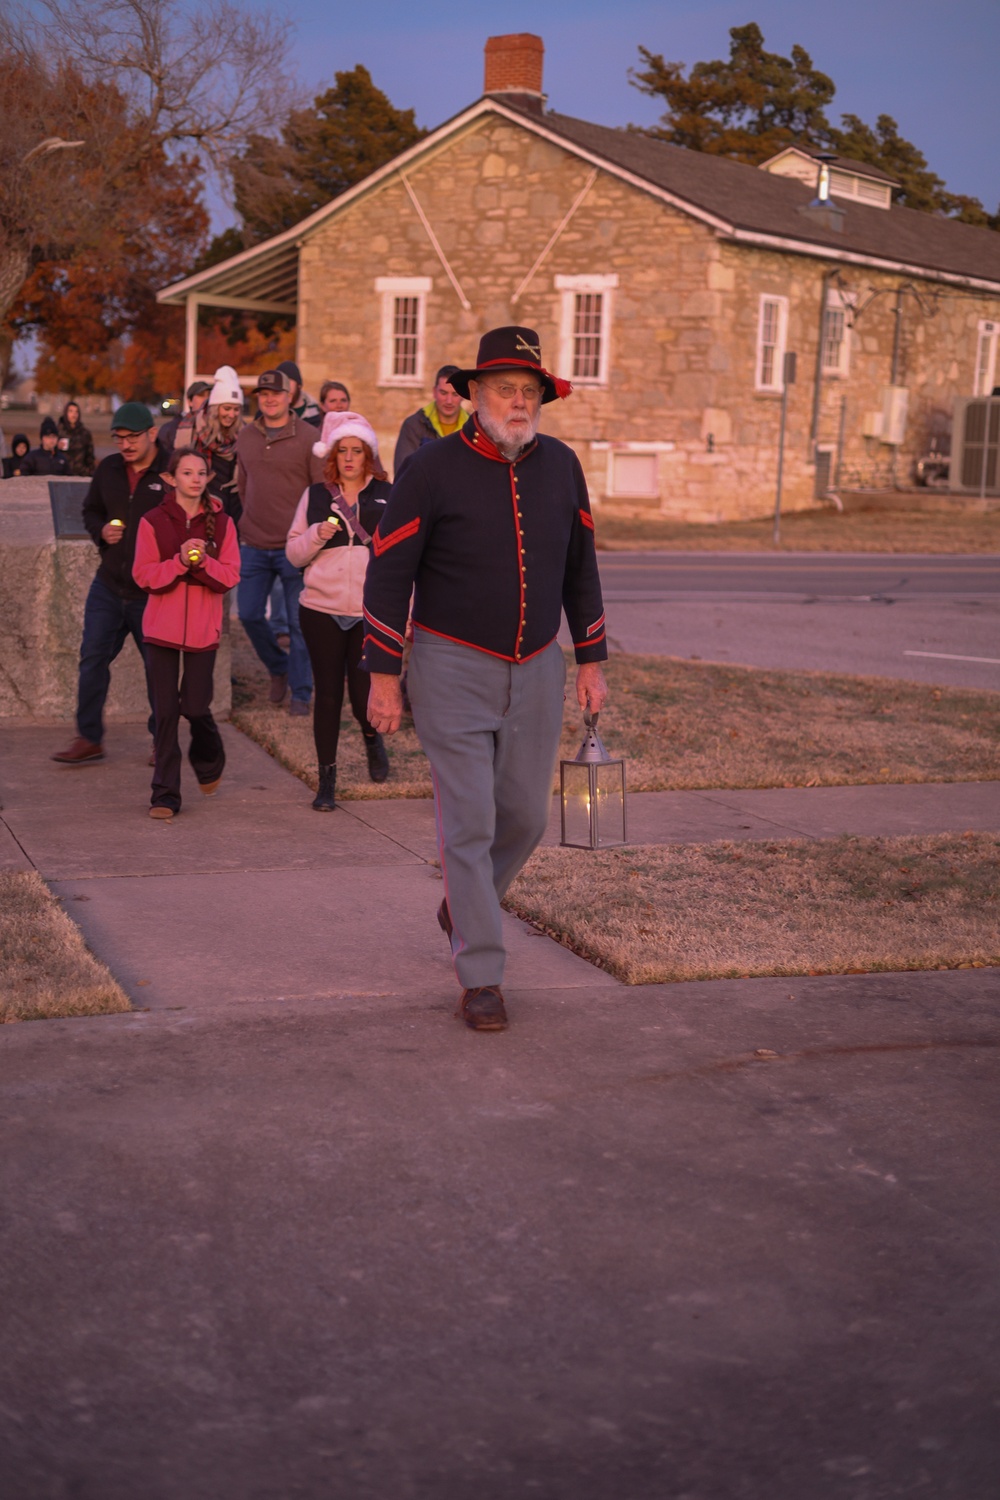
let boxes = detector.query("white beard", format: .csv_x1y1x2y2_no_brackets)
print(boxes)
477,405,540,457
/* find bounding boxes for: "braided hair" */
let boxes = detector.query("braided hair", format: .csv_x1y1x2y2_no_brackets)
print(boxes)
166,445,217,555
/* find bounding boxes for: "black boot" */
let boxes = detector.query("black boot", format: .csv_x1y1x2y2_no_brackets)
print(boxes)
363,732,389,784
312,763,336,810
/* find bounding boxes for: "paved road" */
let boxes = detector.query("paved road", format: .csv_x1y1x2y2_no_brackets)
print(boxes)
590,552,1000,689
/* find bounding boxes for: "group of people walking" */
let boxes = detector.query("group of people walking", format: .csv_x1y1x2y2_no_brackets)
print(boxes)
46,328,608,1031
47,359,465,818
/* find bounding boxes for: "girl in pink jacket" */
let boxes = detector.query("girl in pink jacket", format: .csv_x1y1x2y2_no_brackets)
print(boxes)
133,446,241,819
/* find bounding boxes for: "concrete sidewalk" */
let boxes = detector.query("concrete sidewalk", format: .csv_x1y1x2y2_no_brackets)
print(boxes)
2,722,999,1498
2,723,996,1016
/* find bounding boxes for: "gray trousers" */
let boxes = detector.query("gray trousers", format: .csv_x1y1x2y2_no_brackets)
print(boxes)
408,632,566,988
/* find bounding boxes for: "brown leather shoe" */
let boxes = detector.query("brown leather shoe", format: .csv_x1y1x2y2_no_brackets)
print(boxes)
268,673,288,705
148,806,174,820
52,737,104,764
437,899,453,941
456,986,508,1032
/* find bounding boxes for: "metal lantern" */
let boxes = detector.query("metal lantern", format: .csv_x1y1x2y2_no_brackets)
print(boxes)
560,711,627,849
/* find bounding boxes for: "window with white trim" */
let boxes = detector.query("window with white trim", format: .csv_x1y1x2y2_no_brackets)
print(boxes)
755,294,788,392
376,276,431,385
821,288,851,377
974,320,998,396
556,274,618,386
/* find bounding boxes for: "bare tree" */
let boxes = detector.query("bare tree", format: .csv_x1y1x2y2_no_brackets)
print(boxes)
26,0,295,170
0,0,296,375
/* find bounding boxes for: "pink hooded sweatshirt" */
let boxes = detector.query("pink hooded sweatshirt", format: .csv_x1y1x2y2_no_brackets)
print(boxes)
133,493,240,652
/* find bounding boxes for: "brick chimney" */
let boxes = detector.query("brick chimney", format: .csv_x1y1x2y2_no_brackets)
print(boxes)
484,34,545,112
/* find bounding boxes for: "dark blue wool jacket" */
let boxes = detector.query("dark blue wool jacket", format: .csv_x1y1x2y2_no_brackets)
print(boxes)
361,417,607,674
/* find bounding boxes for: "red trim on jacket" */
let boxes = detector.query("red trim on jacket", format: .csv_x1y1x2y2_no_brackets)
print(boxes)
414,622,554,664
372,516,420,556
579,508,595,532
363,605,405,648
363,633,403,659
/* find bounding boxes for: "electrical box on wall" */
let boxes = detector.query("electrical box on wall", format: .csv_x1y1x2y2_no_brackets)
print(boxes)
880,386,909,446
861,410,884,439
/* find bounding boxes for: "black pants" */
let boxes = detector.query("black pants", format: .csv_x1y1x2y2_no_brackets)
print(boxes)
298,607,373,765
146,644,225,812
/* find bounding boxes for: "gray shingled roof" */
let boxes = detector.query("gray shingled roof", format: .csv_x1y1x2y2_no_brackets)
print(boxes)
507,103,1000,288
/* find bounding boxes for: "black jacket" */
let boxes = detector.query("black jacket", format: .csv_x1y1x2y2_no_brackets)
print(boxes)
2,436,31,478
57,417,96,477
393,408,440,477
21,447,69,477
362,417,607,675
82,450,170,600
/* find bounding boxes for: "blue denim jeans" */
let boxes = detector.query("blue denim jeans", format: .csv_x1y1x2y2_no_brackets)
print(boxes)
237,544,312,702
76,574,155,745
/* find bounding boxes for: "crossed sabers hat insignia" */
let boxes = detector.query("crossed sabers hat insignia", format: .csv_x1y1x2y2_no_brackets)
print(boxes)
515,334,541,361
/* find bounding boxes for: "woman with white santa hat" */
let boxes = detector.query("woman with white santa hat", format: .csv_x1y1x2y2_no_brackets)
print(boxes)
285,410,393,808
175,364,245,521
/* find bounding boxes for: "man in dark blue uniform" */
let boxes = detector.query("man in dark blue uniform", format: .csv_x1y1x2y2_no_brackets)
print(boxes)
362,327,608,1032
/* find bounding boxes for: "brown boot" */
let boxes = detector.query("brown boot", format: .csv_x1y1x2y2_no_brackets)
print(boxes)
52,737,104,764
268,673,288,705
456,986,508,1032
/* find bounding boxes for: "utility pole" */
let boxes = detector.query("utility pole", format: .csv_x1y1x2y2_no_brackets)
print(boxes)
773,351,797,546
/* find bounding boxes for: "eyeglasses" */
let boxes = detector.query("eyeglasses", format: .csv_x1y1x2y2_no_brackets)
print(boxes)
113,432,147,443
480,381,543,402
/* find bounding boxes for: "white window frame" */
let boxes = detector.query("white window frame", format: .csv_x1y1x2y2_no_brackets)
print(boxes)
555,274,618,387
821,288,851,378
376,276,431,387
755,293,788,393
973,320,999,396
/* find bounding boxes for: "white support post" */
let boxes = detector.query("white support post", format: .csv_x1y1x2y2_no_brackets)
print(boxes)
184,296,199,395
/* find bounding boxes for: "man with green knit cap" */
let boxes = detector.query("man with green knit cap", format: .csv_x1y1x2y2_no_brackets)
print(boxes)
52,402,165,764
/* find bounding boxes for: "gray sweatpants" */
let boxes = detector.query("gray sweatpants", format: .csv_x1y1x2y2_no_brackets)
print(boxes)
408,632,567,988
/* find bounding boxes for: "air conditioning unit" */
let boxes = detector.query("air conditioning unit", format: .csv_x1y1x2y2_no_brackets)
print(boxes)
880,385,909,446
950,396,1000,495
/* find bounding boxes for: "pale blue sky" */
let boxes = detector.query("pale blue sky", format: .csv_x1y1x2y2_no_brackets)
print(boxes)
252,0,998,210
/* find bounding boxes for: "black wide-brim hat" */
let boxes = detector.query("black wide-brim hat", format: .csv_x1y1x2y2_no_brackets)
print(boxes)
450,326,572,404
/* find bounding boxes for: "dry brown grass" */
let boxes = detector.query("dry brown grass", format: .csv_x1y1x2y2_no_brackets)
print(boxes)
505,833,1000,985
585,655,1000,790
596,507,1000,554
0,872,131,1022
232,628,999,795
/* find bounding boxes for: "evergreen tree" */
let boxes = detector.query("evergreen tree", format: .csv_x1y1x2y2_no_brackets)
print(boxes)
224,65,427,249
630,23,835,164
631,22,996,227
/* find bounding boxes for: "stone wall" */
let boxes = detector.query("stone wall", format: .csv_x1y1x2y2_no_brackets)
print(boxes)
296,114,1000,521
0,479,232,724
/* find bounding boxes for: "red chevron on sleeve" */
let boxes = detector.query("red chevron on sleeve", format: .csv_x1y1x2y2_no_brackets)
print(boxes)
578,509,595,532
372,516,421,556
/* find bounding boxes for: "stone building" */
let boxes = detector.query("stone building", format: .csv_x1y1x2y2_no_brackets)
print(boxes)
158,34,1000,520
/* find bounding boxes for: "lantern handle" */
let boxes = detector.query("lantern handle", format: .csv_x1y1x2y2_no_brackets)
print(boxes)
583,709,600,730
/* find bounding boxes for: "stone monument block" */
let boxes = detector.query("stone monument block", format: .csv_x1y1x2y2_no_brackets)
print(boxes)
0,476,232,723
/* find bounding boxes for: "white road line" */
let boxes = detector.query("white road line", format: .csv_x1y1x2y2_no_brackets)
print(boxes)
904,650,1000,664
